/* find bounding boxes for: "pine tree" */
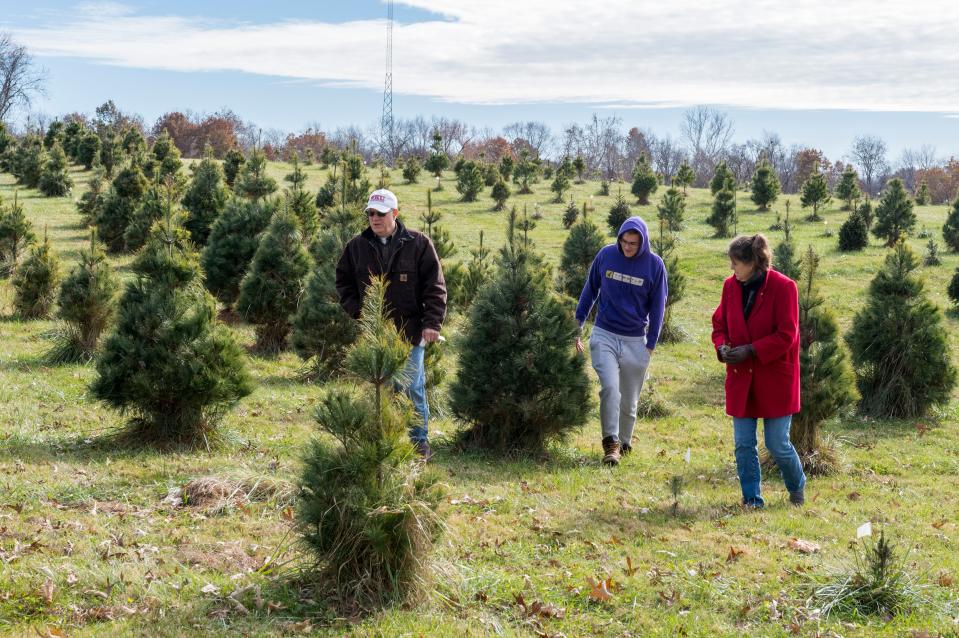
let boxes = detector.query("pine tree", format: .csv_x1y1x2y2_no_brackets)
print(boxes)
76,167,107,227
491,177,510,211
923,238,942,266
710,161,733,195
948,267,959,308
562,197,579,229
838,208,869,252
557,207,605,297
845,243,956,418
38,141,74,197
296,276,443,606
914,179,930,205
236,209,312,352
657,186,685,232
91,215,252,446
800,171,831,221
96,164,149,253
834,165,862,210
857,198,874,231
750,160,780,211
455,160,484,202
61,121,84,161
451,230,493,312
513,150,538,195
631,155,658,205
77,132,102,170
872,178,916,247
182,152,229,245
706,180,737,238
223,148,246,188
450,208,592,453
674,160,695,196
482,162,499,187
607,188,631,235
0,193,36,277
793,246,855,474
499,155,514,182
147,129,183,187
773,205,801,280
234,148,277,201
11,135,46,189
551,160,572,203
941,196,959,252
424,132,449,179
124,185,169,252
49,230,118,363
599,178,610,196
403,156,422,184
200,197,278,307
291,209,362,377
283,155,317,238
419,191,463,311
98,133,121,178
572,155,586,182
651,218,686,343
12,228,60,319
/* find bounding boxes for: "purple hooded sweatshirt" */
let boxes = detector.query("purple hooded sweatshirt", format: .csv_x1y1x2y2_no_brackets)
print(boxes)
574,216,668,349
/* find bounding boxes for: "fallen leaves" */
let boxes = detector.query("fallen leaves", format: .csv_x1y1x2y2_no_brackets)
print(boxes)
624,556,638,577
586,577,616,602
515,594,565,619
936,572,955,587
786,538,820,554
40,579,55,605
726,546,745,563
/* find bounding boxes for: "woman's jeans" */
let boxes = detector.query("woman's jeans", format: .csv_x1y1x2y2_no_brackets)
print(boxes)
733,415,806,507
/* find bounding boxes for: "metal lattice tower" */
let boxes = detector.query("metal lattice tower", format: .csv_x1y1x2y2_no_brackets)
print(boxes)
380,0,394,160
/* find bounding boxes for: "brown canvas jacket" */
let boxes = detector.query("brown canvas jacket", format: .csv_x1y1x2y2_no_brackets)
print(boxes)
335,220,447,344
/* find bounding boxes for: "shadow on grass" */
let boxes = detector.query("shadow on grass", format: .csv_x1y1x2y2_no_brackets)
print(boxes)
669,370,725,408
431,437,592,481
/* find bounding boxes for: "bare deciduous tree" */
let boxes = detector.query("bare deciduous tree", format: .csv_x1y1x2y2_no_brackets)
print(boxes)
848,135,889,196
0,33,45,123
650,135,685,185
680,106,734,183
503,121,553,159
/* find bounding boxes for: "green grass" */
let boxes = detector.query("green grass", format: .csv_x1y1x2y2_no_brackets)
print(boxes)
1,163,958,636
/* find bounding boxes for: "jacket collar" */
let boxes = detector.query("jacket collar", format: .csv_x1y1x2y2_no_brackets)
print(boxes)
361,218,413,243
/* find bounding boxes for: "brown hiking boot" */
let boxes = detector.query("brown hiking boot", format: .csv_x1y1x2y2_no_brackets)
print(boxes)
414,440,432,462
602,436,621,466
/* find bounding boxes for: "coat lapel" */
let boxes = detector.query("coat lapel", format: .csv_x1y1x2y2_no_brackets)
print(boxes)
728,278,751,343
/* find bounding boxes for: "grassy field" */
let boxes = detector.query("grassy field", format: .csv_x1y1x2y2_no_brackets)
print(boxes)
1,160,958,637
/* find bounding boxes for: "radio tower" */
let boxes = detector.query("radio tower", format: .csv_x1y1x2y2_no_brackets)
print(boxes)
380,0,395,162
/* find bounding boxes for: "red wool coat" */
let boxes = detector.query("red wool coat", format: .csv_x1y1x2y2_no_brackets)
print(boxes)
711,268,800,418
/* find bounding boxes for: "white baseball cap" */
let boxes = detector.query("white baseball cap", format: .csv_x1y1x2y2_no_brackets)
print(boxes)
365,189,399,213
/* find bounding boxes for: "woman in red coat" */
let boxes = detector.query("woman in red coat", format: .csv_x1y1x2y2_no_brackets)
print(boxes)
711,234,805,508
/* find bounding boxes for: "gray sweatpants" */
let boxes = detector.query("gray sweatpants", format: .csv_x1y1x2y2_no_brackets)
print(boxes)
589,326,650,446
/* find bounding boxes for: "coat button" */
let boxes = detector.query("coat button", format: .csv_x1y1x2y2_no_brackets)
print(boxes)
748,369,753,373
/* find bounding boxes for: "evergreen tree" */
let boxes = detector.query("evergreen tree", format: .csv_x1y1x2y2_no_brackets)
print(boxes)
296,276,443,606
11,135,46,189
121,127,147,157
491,177,510,211
98,133,121,178
320,146,339,170
607,188,631,236
91,215,252,446
49,230,118,363
834,165,862,210
599,178,610,196
773,205,800,280
923,238,942,266
223,148,246,188
651,218,686,343
800,171,831,221
482,162,499,187
562,197,579,229
792,246,855,474
77,132,101,170
147,129,183,187
455,159,484,202
303,148,316,165
201,197,278,306
573,155,586,182
872,178,916,247
674,160,695,196
943,196,959,252
845,243,956,418
95,164,149,253
182,152,229,245
450,209,592,453
630,154,658,205
424,132,449,179
499,155,514,182
710,160,733,195
315,174,337,211
124,185,169,252
234,148,278,201
0,122,12,165
451,230,493,312
12,229,60,319
61,121,85,161
948,267,959,308
283,154,317,238
750,160,780,211
838,208,869,252
551,159,572,202
38,141,74,197
236,209,312,352
0,194,36,277
76,167,107,227
43,121,64,150
292,209,362,377
402,156,422,184
513,150,538,194
706,180,737,238
557,207,605,297
857,198,874,231
657,186,685,232
914,179,930,205
419,191,463,310
340,147,373,206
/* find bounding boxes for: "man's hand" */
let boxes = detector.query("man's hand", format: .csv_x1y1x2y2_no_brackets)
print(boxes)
422,328,441,344
646,347,654,358
575,336,584,353
723,344,754,365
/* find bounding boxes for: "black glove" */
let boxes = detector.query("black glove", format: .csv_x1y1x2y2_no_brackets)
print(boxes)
717,344,730,362
724,345,755,365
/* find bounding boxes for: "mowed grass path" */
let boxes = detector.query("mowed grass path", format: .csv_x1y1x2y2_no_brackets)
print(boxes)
1,161,958,637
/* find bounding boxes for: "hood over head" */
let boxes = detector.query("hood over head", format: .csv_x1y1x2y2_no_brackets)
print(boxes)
617,216,649,257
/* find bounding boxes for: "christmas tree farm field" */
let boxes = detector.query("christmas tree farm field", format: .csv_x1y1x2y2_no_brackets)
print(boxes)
1,164,959,636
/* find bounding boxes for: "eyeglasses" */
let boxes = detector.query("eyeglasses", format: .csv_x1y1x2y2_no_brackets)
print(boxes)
366,209,390,217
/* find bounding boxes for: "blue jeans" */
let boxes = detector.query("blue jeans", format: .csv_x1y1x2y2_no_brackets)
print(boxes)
400,345,429,443
733,415,805,507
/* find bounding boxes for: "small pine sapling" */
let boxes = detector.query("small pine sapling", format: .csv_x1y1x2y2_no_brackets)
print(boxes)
490,177,510,211
706,178,737,238
657,186,685,232
38,141,74,197
182,150,229,246
923,238,942,266
651,218,686,343
773,203,801,280
12,227,60,319
750,160,780,211
833,165,862,211
674,160,695,196
914,179,930,205
562,197,579,229
838,206,869,252
403,156,422,184
630,155,658,205
607,188,631,236
941,196,959,252
872,178,916,247
0,193,36,277
800,171,831,221
557,204,605,297
709,161,733,195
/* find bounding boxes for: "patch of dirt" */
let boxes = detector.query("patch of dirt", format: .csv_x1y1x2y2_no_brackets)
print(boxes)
177,540,263,572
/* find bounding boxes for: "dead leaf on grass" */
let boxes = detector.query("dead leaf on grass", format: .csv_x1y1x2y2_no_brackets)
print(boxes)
726,547,745,562
40,579,55,605
936,572,955,587
931,519,947,530
847,492,861,501
787,538,820,554
587,577,615,602
624,556,638,576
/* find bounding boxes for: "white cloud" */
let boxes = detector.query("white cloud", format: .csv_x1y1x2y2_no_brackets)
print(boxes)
12,0,959,112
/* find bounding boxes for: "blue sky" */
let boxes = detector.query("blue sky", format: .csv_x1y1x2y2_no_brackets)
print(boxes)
4,1,959,161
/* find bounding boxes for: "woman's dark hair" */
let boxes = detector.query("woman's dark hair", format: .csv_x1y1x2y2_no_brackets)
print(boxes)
727,234,771,272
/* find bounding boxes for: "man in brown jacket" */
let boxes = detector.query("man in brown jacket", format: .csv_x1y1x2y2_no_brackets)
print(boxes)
335,188,447,458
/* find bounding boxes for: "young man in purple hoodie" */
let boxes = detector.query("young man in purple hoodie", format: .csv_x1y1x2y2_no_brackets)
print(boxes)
575,216,667,466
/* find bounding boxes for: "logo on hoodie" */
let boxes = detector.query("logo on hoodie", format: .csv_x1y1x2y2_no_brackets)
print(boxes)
605,270,644,286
